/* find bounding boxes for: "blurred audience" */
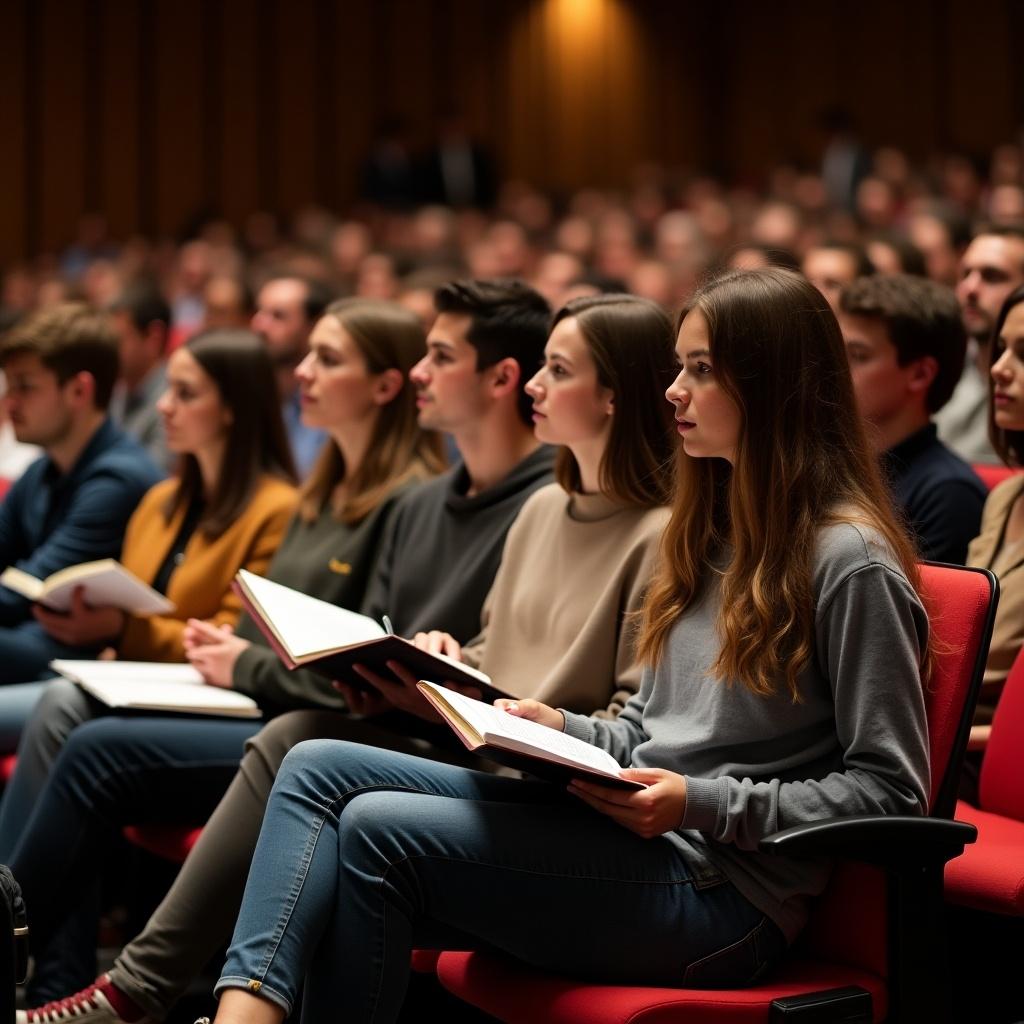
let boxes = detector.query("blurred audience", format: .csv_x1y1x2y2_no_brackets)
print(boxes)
935,225,1024,463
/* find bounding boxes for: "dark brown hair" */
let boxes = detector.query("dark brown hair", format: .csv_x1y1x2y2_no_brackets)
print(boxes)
165,329,296,537
299,299,446,524
637,269,922,700
0,303,119,409
840,273,966,413
549,294,675,507
433,279,550,426
989,284,1024,466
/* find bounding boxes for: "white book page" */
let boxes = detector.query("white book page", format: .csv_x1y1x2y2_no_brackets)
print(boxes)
420,682,626,778
39,562,172,614
237,570,385,659
51,660,206,686
51,660,259,717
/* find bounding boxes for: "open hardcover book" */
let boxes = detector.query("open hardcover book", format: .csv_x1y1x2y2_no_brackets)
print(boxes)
50,660,261,719
233,570,512,702
417,681,645,790
1,560,173,615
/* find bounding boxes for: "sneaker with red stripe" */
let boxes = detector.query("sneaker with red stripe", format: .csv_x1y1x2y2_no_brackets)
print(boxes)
17,974,148,1023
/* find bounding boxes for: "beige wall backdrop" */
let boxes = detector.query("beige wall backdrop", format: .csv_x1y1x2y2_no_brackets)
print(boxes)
0,0,1021,261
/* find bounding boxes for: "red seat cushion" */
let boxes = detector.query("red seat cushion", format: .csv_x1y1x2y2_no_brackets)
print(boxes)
0,754,16,784
944,800,1024,915
122,825,203,863
437,951,886,1024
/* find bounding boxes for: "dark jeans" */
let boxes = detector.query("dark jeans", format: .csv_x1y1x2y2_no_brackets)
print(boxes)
7,714,261,998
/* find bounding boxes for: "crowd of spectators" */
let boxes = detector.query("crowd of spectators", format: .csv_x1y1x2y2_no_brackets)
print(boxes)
4,141,1023,349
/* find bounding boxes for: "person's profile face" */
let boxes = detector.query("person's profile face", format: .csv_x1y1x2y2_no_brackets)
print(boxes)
2,352,74,449
802,249,859,312
955,236,1024,341
665,309,741,465
524,317,613,451
409,312,488,434
250,280,311,363
991,303,1024,433
295,316,378,432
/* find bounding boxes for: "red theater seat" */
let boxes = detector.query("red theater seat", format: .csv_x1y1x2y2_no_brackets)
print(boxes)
946,643,1024,915
436,564,997,1024
121,825,203,863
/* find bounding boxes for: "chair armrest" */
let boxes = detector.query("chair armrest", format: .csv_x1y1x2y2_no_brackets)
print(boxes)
757,815,976,869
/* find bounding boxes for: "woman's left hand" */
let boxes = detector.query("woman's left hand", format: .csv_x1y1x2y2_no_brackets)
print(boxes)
568,768,688,839
32,587,126,647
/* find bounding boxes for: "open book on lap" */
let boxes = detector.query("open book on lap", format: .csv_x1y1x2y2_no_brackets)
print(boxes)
50,660,262,719
233,569,513,702
418,681,645,790
0,560,173,615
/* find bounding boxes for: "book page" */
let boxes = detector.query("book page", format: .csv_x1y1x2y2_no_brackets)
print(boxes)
51,660,206,686
5,560,173,614
237,570,386,660
419,682,626,778
51,660,260,718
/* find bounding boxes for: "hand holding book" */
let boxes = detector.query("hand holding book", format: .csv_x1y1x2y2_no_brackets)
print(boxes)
32,586,126,648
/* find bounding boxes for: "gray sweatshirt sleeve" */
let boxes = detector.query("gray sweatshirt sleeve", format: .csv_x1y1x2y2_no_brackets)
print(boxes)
560,666,652,765
681,563,931,850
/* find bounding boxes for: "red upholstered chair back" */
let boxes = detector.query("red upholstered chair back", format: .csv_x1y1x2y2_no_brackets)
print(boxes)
793,564,995,978
979,645,1024,821
971,464,1021,492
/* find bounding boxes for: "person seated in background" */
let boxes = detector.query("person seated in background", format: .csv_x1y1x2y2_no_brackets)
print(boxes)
206,267,929,1024
107,282,174,472
0,328,297,847
935,225,1024,464
0,369,41,485
966,285,1024,725
801,240,874,312
0,304,162,686
250,274,334,479
838,274,986,564
11,278,556,1022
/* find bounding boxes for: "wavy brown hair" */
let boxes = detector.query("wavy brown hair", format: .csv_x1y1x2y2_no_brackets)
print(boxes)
637,269,922,700
299,299,446,525
550,294,676,507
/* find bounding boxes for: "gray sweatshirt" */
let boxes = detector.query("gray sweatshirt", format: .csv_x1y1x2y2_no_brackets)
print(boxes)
561,521,930,941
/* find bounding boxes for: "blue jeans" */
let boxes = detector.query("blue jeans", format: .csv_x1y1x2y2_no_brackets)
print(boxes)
216,741,787,1022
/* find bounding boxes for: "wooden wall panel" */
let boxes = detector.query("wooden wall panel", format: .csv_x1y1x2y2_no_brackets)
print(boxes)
98,0,142,241
0,0,1020,263
322,1,374,204
152,0,206,238
274,0,318,215
218,0,262,224
0,0,28,264
37,0,88,254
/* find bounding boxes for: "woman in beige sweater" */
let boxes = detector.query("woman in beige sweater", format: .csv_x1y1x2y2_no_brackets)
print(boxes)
349,293,677,718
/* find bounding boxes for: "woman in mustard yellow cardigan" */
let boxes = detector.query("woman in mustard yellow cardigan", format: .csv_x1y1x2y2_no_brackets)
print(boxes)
32,327,297,661
0,327,296,741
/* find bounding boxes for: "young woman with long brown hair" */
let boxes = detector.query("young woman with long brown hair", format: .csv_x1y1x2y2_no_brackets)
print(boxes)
206,268,931,1024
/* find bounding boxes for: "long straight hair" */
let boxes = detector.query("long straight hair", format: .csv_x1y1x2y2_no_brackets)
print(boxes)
298,299,446,524
165,329,296,537
550,294,676,508
636,269,922,700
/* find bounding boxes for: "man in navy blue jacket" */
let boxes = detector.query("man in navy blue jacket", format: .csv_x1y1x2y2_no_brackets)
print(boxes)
838,274,987,565
0,304,161,684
